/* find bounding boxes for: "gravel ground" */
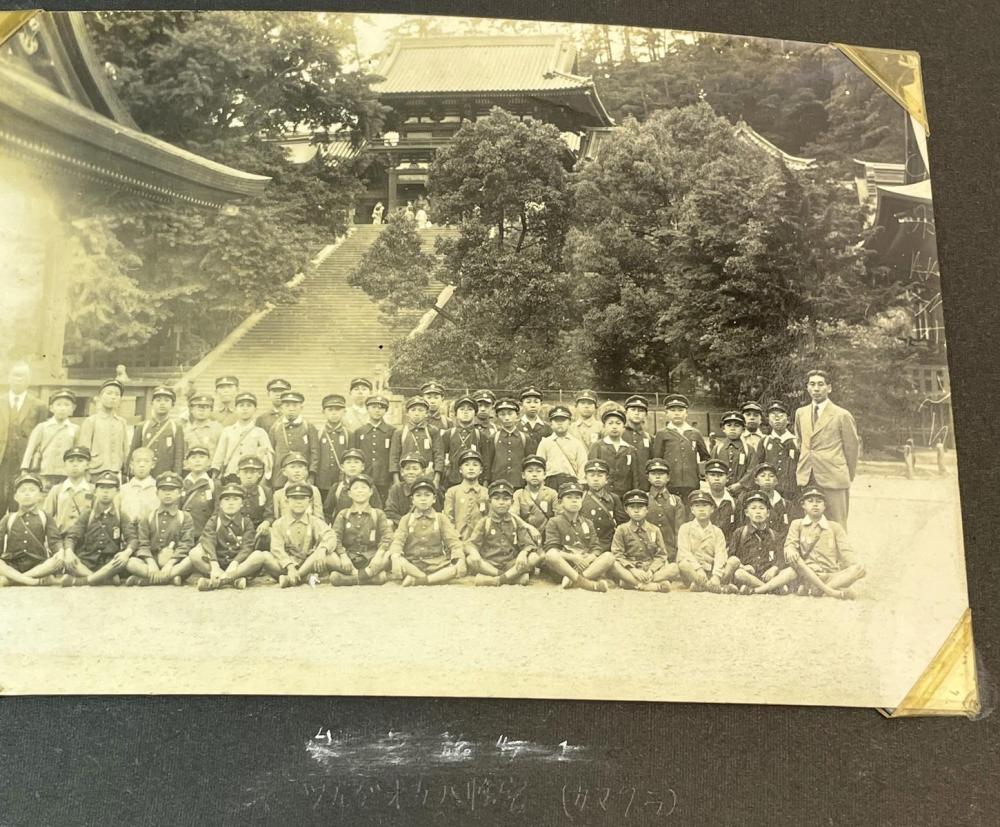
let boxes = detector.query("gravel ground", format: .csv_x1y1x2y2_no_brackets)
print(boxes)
0,473,969,708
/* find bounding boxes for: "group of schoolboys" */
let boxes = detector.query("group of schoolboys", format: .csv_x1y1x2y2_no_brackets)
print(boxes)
0,377,864,598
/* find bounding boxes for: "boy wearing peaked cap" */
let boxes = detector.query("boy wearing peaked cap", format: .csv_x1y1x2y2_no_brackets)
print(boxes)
212,376,240,427
711,411,752,496
587,408,640,498
466,480,541,586
609,489,676,591
472,389,497,438
322,448,384,522
269,391,320,489
384,453,426,525
728,491,783,594
519,387,552,454
21,388,78,490
644,458,686,561
485,398,529,489
130,386,185,477
184,393,223,465
343,377,374,432
622,395,654,489
421,381,450,431
388,396,444,488
676,490,737,593
316,393,351,503
350,394,396,501
440,395,487,489
386,477,466,586
189,483,261,591
443,448,490,540
77,378,129,482
328,474,395,586
541,481,613,592
267,483,339,588
581,458,628,551
211,391,273,481
736,463,793,544
275,452,325,520
182,446,218,539
651,393,710,504
235,455,274,549
740,401,765,455
43,446,95,536
703,458,739,543
571,390,601,448
0,473,64,586
119,447,159,525
747,401,801,504
513,455,559,535
535,405,588,492
128,471,196,586
59,470,138,587
755,487,864,598
256,378,291,434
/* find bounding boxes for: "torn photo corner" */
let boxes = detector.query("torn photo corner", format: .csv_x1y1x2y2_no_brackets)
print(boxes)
0,10,976,714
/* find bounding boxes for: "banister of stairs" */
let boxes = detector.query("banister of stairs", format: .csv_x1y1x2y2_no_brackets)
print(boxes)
178,232,351,389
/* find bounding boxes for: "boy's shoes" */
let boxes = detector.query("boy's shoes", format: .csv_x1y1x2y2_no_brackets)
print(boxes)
124,575,141,587
278,574,291,588
111,575,122,586
514,572,530,586
560,576,573,590
638,581,670,593
197,578,215,592
722,584,739,595
601,579,617,590
60,575,87,587
401,575,417,587
578,577,607,593
233,577,248,590
834,588,857,600
474,574,500,587
0,576,9,587
171,575,185,587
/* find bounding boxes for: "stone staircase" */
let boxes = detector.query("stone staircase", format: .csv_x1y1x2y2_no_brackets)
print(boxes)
183,224,457,419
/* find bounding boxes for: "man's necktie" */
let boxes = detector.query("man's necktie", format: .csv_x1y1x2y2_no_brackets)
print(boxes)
812,404,819,426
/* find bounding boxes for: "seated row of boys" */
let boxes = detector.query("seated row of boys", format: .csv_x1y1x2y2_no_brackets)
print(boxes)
0,433,863,596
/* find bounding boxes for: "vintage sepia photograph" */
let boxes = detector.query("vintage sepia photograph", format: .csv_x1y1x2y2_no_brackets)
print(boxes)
0,10,971,708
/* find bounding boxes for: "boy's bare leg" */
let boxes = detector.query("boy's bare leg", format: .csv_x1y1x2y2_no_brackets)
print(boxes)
734,568,765,589
754,566,799,594
582,551,615,580
822,564,866,593
652,563,678,584
678,560,708,589
256,551,284,581
398,558,429,586
472,555,500,577
720,556,742,585
22,556,64,579
0,559,40,586
166,556,195,584
791,559,846,597
543,550,606,592
612,561,641,589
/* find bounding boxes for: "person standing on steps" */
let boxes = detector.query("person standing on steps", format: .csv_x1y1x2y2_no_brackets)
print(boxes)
343,378,373,433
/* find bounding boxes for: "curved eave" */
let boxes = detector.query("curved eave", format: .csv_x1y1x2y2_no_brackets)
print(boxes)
0,63,270,207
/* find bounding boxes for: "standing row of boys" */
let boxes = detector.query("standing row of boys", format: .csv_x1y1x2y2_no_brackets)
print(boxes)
0,376,863,597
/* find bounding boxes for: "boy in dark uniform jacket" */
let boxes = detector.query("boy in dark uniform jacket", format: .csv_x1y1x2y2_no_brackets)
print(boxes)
711,411,752,496
703,459,738,543
384,453,426,525
316,393,351,502
651,394,710,503
740,401,765,455
542,481,612,592
128,472,196,586
421,382,450,431
746,402,801,503
735,463,793,544
269,391,319,489
472,389,497,439
235,455,274,549
644,458,686,561
580,458,628,551
730,491,783,593
350,395,395,501
189,483,261,590
0,473,63,586
256,378,290,434
181,446,217,539
60,470,139,586
389,396,443,488
129,385,185,478
328,474,395,586
609,489,675,591
323,449,384,522
622,395,654,489
485,398,529,488
518,387,552,454
587,408,640,498
466,480,541,586
440,395,486,488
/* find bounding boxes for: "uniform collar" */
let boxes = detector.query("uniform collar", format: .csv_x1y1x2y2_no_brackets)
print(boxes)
46,416,71,427
802,515,830,529
284,416,304,426
348,503,373,516
763,489,784,505
129,476,155,489
158,505,181,517
461,481,482,493
586,487,610,500
185,472,211,485
64,477,91,491
413,508,436,519
601,435,624,446
770,429,795,443
666,422,694,434
710,489,735,507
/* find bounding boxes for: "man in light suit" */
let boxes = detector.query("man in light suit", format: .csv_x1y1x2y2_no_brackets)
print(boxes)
794,370,860,527
0,362,51,513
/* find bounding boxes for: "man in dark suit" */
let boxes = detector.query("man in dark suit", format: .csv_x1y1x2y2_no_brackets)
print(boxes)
0,362,50,513
794,370,860,527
